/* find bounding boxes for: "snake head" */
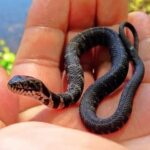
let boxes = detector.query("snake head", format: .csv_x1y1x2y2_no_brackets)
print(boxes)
8,75,50,98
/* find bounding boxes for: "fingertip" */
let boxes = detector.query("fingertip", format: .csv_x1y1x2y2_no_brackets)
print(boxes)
69,0,96,29
96,0,128,25
27,0,69,32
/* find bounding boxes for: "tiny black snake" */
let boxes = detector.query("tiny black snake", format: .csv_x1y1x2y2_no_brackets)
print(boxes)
8,22,144,134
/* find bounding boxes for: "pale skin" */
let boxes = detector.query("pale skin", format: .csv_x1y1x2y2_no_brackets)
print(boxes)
0,0,149,149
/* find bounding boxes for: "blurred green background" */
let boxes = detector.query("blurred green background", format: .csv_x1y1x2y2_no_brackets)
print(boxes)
0,40,15,73
129,0,150,13
0,0,149,73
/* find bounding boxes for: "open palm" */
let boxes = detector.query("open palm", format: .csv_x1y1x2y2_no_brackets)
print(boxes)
0,0,150,149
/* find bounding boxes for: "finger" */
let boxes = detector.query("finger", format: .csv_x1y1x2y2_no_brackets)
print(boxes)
0,122,127,150
96,0,128,25
128,12,150,83
0,68,18,127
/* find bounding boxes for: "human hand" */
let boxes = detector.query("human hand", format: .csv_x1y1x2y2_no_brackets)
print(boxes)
0,0,150,149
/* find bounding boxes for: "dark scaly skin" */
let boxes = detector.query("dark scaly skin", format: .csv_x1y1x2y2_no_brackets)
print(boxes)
79,22,145,134
8,22,144,134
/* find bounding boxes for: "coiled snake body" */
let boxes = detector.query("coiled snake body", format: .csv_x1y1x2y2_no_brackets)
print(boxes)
8,22,144,134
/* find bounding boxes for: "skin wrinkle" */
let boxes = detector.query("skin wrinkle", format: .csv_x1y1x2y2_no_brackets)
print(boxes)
139,38,150,60
15,58,59,69
16,26,65,64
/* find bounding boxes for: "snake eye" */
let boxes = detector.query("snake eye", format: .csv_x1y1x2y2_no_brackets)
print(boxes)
8,76,22,90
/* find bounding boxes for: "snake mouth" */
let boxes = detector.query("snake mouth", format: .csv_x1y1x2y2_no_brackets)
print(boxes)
8,85,22,93
8,84,34,96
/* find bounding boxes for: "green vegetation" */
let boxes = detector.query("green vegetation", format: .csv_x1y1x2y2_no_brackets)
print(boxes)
0,39,15,74
129,0,150,14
